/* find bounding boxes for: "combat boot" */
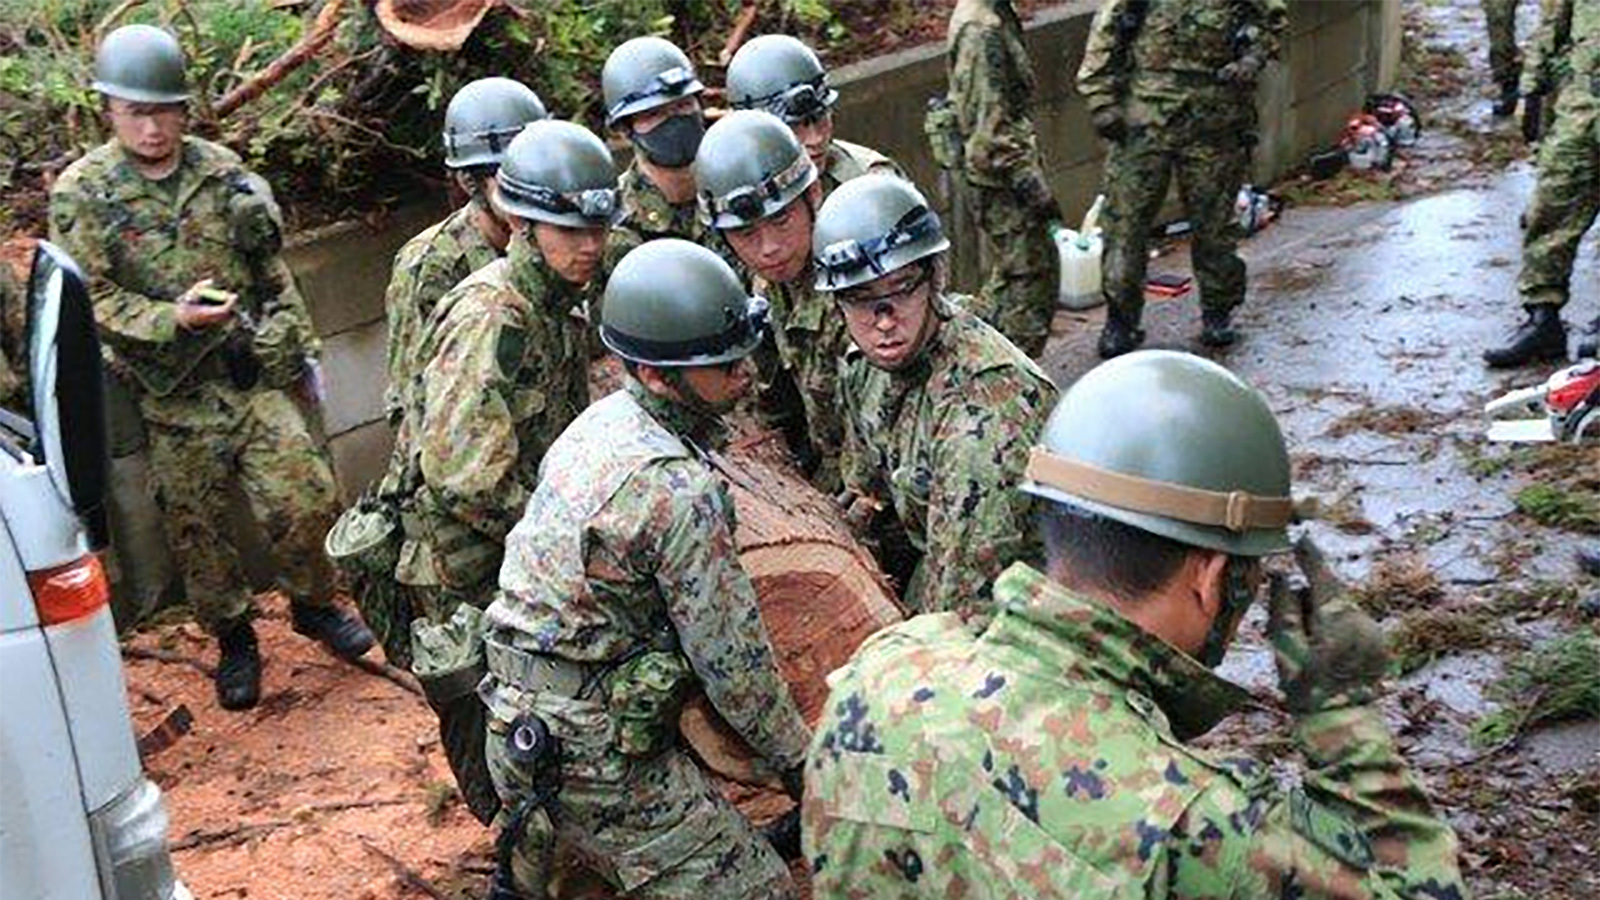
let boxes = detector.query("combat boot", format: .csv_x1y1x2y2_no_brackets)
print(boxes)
215,617,262,711
1577,316,1599,359
1097,312,1146,359
1483,306,1567,368
1492,83,1519,117
291,601,376,661
1199,308,1239,348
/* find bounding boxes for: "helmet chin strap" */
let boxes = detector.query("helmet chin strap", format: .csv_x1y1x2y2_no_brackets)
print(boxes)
1197,557,1255,668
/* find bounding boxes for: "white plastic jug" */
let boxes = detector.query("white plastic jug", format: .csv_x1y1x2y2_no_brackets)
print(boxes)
1056,194,1106,310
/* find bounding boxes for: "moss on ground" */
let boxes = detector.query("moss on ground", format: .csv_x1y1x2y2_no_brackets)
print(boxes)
1473,631,1600,746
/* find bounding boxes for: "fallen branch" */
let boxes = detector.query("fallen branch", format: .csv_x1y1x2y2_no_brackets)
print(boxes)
349,655,424,697
123,645,216,678
719,3,761,66
171,796,410,853
215,0,349,119
360,839,452,900
136,704,194,759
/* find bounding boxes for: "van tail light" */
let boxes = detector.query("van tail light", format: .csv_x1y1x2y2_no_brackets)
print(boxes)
29,553,110,625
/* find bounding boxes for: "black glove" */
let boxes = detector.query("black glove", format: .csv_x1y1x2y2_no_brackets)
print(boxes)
780,762,805,802
760,808,803,861
1268,536,1388,715
1521,93,1545,143
222,328,263,391
1091,108,1129,144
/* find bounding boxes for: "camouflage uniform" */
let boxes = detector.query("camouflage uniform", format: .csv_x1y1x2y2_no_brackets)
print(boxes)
754,273,854,491
1518,0,1598,312
483,381,812,899
804,562,1470,900
839,300,1055,619
1485,0,1524,98
1077,0,1288,328
410,230,591,615
49,136,338,632
947,0,1059,358
382,201,500,426
821,139,906,199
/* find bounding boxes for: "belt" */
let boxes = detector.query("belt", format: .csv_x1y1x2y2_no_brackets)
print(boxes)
484,637,595,699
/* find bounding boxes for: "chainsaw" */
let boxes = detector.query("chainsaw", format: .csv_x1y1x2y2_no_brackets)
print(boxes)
1484,360,1599,443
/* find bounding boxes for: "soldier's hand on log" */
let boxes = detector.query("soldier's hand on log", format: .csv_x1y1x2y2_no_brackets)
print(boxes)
176,279,237,330
1267,535,1387,715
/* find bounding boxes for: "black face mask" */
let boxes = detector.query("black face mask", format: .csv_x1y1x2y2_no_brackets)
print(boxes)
633,113,704,168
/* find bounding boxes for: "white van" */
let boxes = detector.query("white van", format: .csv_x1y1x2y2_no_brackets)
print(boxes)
0,243,190,899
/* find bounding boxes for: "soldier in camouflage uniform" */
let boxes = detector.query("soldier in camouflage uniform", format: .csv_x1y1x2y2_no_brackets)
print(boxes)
694,110,852,490
815,174,1056,621
49,25,372,710
1485,0,1526,115
942,0,1063,358
602,37,712,277
482,239,810,899
725,34,905,199
1077,0,1288,358
411,119,614,617
1484,0,1599,367
803,350,1469,900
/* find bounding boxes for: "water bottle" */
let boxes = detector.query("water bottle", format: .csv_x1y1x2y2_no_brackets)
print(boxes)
1057,194,1106,310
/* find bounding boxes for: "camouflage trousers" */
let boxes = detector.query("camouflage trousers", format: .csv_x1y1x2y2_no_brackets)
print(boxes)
1100,130,1249,324
1519,92,1598,309
1483,0,1522,92
142,385,338,633
485,696,794,900
969,180,1058,357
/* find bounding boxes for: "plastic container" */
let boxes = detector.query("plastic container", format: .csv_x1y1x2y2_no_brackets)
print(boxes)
1055,194,1106,310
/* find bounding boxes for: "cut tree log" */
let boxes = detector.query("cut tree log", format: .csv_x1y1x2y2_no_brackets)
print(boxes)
679,439,903,788
375,0,501,52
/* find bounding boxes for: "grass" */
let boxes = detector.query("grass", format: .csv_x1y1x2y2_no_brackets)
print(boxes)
1515,484,1600,534
1472,631,1600,747
1387,607,1495,676
1352,553,1444,618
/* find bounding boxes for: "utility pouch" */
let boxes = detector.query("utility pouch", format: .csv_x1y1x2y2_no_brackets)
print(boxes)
325,497,408,665
413,604,500,824
924,95,964,171
607,650,694,759
421,509,503,593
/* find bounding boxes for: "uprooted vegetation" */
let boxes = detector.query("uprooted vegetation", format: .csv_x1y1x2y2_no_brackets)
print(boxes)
1352,552,1445,618
1387,606,1496,676
1472,631,1600,747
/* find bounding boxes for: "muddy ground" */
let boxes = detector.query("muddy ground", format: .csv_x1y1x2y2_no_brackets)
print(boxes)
121,1,1595,898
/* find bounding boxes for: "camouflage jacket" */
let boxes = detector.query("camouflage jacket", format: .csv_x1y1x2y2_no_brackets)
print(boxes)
804,563,1470,900
412,231,592,592
1522,0,1599,99
754,272,853,492
839,301,1055,618
821,139,907,198
383,201,501,425
1077,0,1288,138
948,0,1046,188
485,380,812,770
48,136,317,401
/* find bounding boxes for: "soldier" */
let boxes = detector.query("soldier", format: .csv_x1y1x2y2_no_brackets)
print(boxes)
1484,0,1598,367
412,119,613,618
49,25,371,710
603,37,710,249
1077,0,1288,358
725,34,905,198
941,0,1063,358
481,239,810,898
1485,0,1525,116
383,77,546,427
694,110,851,490
815,174,1056,621
803,350,1470,900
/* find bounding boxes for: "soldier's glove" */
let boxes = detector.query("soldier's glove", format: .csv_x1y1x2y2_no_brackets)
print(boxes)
1016,170,1064,223
1091,108,1129,144
1268,535,1388,715
1521,93,1545,144
760,808,803,861
780,762,806,803
222,327,263,391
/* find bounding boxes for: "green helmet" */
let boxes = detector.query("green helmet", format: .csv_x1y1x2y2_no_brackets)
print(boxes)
1021,351,1293,556
602,37,704,127
92,24,189,104
494,120,621,227
693,110,817,230
442,77,548,169
602,239,769,367
726,34,838,125
812,174,949,292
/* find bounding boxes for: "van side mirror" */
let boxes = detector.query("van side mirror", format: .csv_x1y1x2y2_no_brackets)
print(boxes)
28,242,110,550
